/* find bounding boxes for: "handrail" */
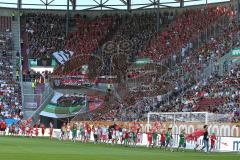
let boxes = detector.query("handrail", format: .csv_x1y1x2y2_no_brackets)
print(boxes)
28,87,54,126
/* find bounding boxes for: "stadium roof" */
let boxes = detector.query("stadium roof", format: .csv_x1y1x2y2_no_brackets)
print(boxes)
0,0,230,10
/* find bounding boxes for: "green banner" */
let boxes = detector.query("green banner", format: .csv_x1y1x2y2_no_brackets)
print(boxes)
43,103,84,114
232,48,240,56
134,58,150,66
51,59,57,68
29,59,37,67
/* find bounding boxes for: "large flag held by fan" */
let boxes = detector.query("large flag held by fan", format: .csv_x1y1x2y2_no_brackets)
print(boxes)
52,50,73,65
186,130,229,147
186,130,205,141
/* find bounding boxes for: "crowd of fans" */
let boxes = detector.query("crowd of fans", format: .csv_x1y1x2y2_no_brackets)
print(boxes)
82,6,239,122
0,31,23,121
0,16,11,33
51,14,120,76
51,6,232,82
91,66,239,122
23,13,66,60
21,10,173,78
52,11,173,77
140,6,233,61
153,16,239,114
110,13,156,57
99,12,159,76
66,14,119,56
162,65,240,122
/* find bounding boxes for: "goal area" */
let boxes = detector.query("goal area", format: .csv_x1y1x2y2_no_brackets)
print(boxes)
146,112,219,150
146,112,220,136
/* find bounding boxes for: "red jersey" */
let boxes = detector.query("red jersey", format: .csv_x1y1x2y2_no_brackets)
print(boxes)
115,125,120,130
133,122,141,130
28,127,33,134
41,124,45,135
147,132,153,142
160,133,166,142
125,132,129,138
87,127,91,134
1,122,6,129
21,125,26,131
210,135,217,145
35,126,39,136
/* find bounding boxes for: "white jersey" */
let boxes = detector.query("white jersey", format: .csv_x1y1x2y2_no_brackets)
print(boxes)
102,127,107,136
67,125,71,132
112,130,116,139
97,127,102,136
115,130,120,138
119,131,123,137
85,129,88,135
94,127,98,135
50,123,53,129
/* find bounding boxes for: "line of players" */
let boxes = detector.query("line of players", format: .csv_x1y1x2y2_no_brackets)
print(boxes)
0,121,217,152
0,121,54,139
60,123,217,152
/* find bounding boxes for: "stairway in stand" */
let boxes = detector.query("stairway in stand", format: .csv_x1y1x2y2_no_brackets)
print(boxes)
11,16,21,80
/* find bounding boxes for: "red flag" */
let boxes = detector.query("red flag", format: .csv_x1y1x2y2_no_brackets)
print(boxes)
186,130,205,141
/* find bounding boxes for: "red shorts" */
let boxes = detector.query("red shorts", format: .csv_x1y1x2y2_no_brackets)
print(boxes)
148,138,152,144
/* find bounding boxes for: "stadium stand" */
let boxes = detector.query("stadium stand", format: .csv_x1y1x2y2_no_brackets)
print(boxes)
0,16,11,32
66,14,119,55
77,6,239,121
140,6,232,61
22,13,66,68
99,12,158,76
47,14,119,76
0,31,22,120
51,6,232,79
51,11,174,77
1,3,238,124
170,65,240,122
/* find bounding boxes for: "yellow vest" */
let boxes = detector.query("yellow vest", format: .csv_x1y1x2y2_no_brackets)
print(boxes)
32,82,35,88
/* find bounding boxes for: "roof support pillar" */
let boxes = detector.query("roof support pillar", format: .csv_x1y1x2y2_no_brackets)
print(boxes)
127,0,131,12
18,0,22,9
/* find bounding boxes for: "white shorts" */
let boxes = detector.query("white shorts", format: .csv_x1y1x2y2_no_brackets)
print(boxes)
119,132,123,137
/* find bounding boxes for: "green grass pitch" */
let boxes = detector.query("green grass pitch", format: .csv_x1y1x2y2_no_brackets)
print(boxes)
0,136,239,160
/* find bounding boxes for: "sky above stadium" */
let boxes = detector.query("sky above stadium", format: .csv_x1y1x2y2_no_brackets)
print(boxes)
0,0,230,10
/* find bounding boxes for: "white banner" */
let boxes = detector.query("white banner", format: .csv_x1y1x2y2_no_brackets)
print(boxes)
219,137,240,152
25,102,38,109
52,50,73,65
